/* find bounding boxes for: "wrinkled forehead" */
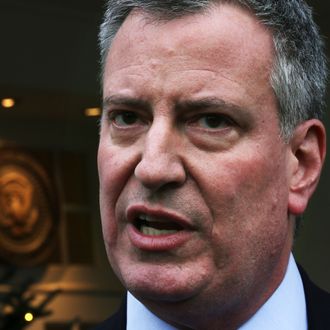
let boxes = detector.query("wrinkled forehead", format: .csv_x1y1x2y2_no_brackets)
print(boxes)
108,0,272,50
103,2,276,118
106,2,275,76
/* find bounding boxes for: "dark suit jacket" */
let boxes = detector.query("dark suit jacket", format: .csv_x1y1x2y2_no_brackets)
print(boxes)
93,268,330,330
299,267,330,330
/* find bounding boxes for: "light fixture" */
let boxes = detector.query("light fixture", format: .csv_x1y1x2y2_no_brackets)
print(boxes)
84,107,101,117
1,98,15,109
24,312,34,322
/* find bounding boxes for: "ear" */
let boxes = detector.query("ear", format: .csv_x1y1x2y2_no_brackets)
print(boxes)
288,119,326,216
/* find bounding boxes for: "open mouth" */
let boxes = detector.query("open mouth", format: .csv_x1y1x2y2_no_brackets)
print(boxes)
134,214,184,236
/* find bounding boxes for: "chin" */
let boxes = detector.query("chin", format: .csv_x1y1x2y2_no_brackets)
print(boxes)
117,261,209,303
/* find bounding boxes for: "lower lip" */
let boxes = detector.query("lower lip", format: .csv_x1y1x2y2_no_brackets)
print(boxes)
127,224,193,251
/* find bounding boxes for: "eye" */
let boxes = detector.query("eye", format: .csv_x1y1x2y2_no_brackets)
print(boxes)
196,114,233,129
109,111,140,127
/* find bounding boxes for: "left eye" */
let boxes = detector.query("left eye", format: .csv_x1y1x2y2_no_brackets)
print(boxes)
196,114,232,129
111,111,140,127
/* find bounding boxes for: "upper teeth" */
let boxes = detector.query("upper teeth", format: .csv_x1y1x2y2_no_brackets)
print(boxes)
139,214,161,222
137,213,180,236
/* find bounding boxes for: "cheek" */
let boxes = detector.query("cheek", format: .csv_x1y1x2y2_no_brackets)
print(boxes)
98,139,137,204
206,154,291,283
98,143,122,244
203,146,290,235
98,139,142,244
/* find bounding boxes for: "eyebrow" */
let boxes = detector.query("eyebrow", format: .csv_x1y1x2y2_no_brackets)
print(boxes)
175,97,246,115
102,95,248,118
103,95,151,112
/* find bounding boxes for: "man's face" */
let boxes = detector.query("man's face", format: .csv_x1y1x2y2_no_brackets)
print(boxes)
98,3,295,320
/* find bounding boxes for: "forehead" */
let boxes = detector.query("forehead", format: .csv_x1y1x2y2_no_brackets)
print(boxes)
103,3,276,114
106,3,274,67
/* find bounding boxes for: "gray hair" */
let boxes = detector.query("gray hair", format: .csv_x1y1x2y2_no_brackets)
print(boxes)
99,0,327,139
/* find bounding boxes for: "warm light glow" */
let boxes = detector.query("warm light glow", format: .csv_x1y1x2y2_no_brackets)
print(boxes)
24,312,34,322
1,98,15,108
84,107,101,117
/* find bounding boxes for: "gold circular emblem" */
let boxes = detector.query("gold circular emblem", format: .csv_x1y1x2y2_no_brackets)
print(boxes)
0,150,57,265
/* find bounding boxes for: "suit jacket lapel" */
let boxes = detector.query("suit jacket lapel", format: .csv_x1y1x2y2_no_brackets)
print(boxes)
299,265,330,330
93,294,127,330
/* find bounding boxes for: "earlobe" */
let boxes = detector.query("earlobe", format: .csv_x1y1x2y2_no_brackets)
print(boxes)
288,119,326,215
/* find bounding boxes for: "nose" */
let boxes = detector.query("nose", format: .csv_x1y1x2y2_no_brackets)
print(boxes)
134,120,186,191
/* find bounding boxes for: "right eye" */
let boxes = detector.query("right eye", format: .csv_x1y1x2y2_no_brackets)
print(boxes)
109,111,140,127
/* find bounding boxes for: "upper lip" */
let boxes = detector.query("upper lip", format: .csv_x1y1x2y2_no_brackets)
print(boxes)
126,204,193,230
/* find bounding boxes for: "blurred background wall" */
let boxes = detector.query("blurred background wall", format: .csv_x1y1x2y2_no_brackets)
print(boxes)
0,0,328,329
